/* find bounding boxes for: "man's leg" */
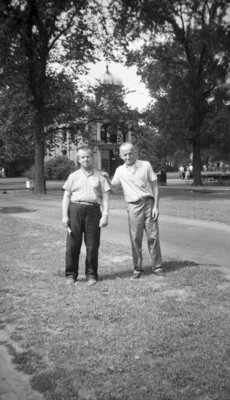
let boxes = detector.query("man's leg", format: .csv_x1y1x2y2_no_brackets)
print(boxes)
84,205,101,281
144,199,162,271
65,203,83,281
127,202,145,273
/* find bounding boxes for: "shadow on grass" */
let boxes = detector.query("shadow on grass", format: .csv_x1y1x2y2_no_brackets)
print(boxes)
100,259,200,282
161,260,199,272
57,259,214,284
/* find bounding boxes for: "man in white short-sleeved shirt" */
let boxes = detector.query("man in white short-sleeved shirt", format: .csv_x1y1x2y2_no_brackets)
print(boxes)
111,142,163,279
62,145,110,286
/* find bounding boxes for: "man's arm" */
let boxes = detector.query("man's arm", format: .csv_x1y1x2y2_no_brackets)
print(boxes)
150,180,160,220
62,191,71,228
99,190,109,227
101,171,121,191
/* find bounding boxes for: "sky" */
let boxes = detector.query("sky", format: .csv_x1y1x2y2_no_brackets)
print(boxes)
82,60,152,111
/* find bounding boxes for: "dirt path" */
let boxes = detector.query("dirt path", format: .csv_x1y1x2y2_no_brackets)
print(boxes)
0,336,43,400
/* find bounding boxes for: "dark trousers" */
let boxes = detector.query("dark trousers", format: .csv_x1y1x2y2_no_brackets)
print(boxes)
65,203,101,280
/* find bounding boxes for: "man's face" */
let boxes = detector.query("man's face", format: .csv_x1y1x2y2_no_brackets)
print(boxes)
120,146,136,166
78,150,93,170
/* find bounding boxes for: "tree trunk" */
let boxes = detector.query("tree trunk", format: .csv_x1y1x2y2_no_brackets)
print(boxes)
192,137,202,186
34,111,46,195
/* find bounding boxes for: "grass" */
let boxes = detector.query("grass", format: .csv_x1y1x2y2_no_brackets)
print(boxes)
0,206,230,400
159,188,230,225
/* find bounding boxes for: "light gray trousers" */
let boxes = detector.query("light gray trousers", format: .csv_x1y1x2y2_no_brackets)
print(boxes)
127,197,162,272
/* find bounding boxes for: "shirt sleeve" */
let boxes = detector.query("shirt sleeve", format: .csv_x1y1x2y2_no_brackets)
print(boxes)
63,175,72,193
100,175,111,193
111,168,121,187
147,162,158,182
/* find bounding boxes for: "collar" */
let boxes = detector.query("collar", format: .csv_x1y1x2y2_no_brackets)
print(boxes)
124,160,138,169
81,167,95,177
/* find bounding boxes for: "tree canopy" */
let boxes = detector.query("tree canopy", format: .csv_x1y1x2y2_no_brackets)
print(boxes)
0,0,104,193
110,0,230,184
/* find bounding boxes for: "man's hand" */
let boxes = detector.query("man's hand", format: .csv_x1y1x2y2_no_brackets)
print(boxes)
62,216,70,228
101,171,109,179
152,207,159,221
99,214,108,227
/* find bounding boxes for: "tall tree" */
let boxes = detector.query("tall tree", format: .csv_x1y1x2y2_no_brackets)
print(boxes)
110,0,230,184
0,70,88,174
0,0,103,193
0,84,34,175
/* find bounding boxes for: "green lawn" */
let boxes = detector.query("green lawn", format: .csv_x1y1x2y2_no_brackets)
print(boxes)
1,207,230,400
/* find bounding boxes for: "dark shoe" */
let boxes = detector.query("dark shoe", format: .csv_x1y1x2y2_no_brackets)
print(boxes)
65,276,77,285
152,268,165,276
130,271,143,280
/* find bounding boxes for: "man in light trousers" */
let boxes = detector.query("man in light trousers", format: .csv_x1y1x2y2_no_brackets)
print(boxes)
110,142,163,279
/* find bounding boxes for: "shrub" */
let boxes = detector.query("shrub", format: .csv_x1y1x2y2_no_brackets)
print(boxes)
45,157,76,180
25,157,76,181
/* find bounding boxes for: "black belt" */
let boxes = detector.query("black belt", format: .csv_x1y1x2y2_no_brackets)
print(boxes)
129,196,154,204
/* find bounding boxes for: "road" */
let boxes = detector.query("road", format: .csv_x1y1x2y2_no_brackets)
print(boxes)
0,186,229,279
106,210,230,274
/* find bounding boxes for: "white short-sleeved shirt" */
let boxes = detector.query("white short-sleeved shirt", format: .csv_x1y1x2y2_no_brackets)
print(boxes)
63,169,110,204
112,160,157,203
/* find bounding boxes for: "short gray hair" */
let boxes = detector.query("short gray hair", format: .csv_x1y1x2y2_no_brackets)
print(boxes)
119,142,133,155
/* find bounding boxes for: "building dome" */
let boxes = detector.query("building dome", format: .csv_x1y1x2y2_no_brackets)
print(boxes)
99,65,122,86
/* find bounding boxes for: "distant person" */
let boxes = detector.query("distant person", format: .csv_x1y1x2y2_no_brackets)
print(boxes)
106,142,163,279
185,168,190,183
0,167,5,178
62,145,110,286
188,163,193,176
179,165,185,179
185,164,193,183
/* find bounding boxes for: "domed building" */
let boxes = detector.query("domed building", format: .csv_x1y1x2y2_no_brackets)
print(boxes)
89,65,133,176
45,65,135,176
99,65,123,86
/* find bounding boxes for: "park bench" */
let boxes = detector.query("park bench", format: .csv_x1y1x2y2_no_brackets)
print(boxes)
201,172,230,185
